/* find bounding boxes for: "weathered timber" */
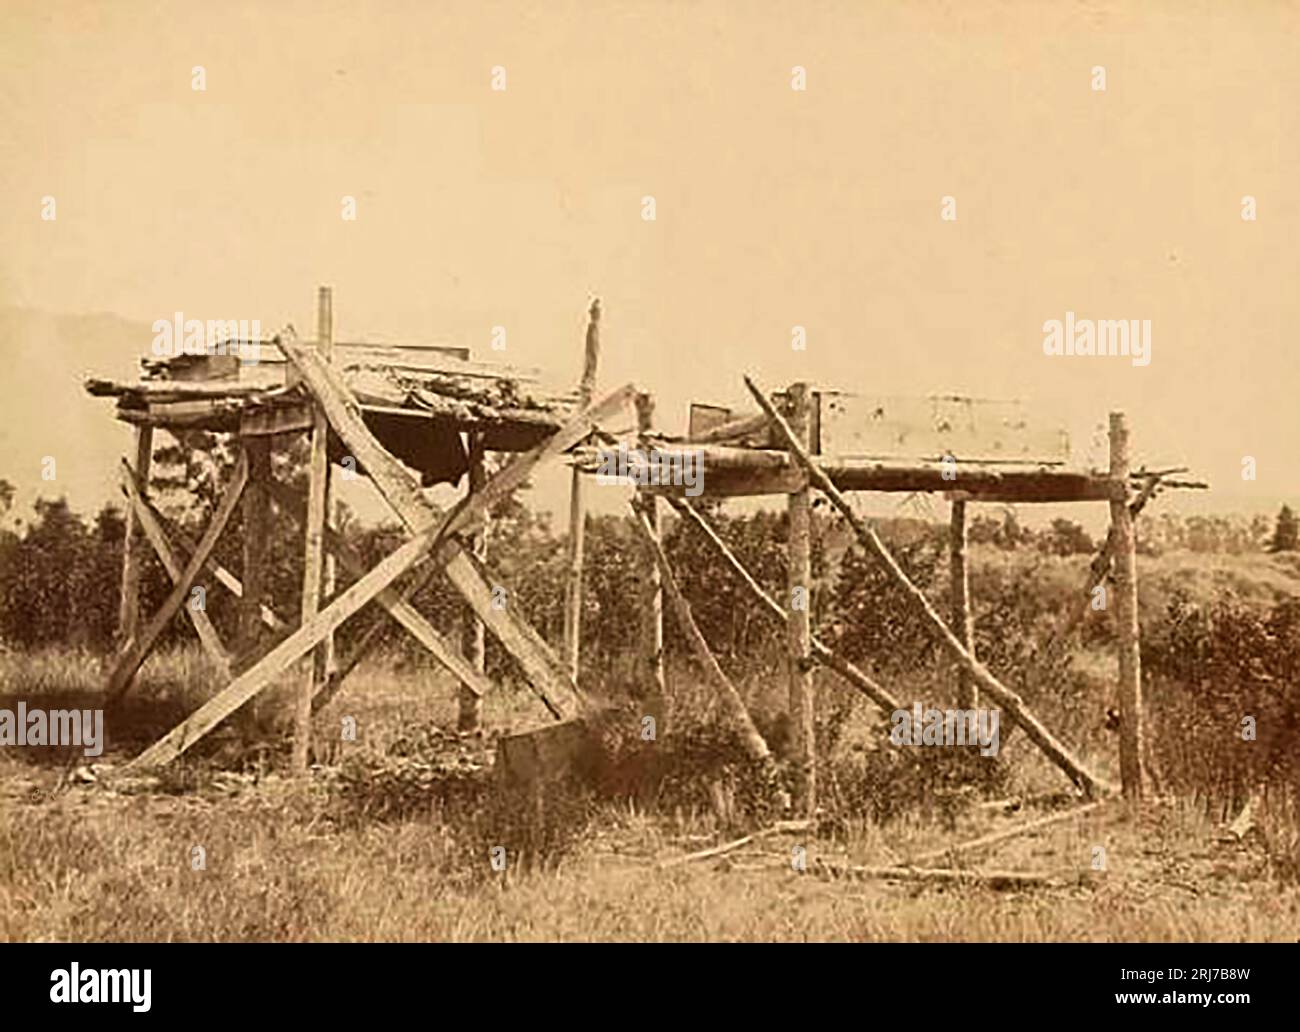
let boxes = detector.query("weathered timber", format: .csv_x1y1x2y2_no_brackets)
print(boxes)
117,426,154,647
634,393,667,724
950,497,976,709
562,299,601,681
263,479,494,703
1109,412,1144,800
785,382,815,816
812,860,1053,889
293,287,333,773
904,801,1106,867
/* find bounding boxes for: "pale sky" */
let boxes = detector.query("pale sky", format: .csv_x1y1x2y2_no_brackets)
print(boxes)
2,0,1297,527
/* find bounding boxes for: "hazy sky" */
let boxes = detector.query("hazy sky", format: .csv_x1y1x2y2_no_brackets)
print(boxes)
2,0,1297,527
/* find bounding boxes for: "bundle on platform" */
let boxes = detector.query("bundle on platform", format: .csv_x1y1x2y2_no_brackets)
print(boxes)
85,338,580,487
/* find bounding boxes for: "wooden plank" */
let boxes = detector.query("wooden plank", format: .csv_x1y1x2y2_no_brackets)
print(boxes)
239,403,314,436
1109,412,1144,800
785,382,815,816
630,507,771,764
107,450,248,701
117,426,153,647
562,299,601,681
746,375,1113,798
687,403,734,441
119,461,231,677
817,392,1070,465
293,286,333,773
687,410,770,446
127,519,445,769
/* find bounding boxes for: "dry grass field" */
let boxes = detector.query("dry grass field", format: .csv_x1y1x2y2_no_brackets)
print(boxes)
2,621,1297,943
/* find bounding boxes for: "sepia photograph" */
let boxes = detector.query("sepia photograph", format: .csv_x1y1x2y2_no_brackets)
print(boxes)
0,0,1296,999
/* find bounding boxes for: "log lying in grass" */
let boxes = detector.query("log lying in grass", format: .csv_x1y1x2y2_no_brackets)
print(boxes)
659,820,814,869
812,860,1054,890
904,801,1106,867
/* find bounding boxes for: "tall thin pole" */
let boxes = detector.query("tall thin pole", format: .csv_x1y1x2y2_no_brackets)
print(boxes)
634,392,666,730
118,426,154,648
459,432,488,733
786,382,815,816
294,285,332,773
950,497,977,709
561,299,601,681
1109,411,1144,800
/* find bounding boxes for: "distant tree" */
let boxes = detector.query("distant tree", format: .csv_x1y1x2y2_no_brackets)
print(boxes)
1037,518,1095,557
1269,505,1299,553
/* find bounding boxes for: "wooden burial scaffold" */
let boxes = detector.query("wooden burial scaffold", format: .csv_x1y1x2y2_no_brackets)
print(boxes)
92,289,1199,812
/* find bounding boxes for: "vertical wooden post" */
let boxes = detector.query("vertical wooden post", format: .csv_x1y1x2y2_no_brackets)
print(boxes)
634,392,666,732
786,383,815,816
458,432,488,733
1109,411,1144,800
239,437,271,680
294,285,332,773
950,497,977,709
561,298,601,681
118,426,154,647
315,477,338,686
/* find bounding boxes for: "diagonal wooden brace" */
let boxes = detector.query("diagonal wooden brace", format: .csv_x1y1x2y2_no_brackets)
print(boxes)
127,519,446,769
122,472,285,633
119,460,232,678
107,450,249,701
265,478,494,700
666,496,901,715
630,506,772,764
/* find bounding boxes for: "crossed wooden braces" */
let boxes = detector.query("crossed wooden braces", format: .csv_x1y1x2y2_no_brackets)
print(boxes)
113,334,634,770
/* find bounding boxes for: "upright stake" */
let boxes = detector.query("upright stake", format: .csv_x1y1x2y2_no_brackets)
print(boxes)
459,432,488,733
950,497,977,709
562,298,601,681
634,392,666,732
117,426,154,647
316,471,338,685
239,437,271,686
294,285,332,773
1109,411,1144,800
786,383,815,816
